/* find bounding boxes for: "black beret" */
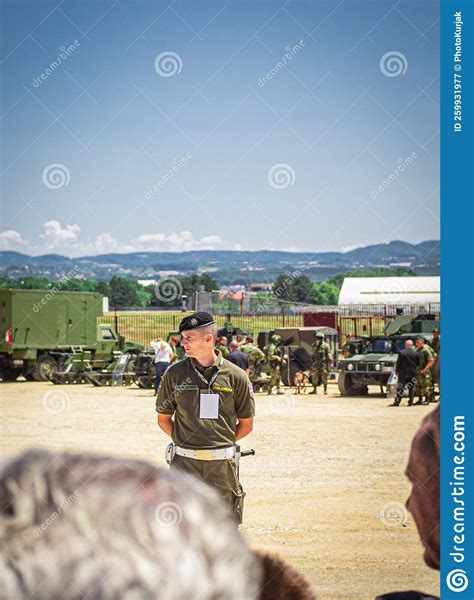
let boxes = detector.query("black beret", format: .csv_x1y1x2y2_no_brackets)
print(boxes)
179,312,215,333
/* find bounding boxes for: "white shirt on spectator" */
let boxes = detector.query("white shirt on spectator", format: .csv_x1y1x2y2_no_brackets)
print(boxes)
150,341,173,363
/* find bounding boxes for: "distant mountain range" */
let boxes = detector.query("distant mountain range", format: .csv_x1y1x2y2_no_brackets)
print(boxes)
0,240,440,285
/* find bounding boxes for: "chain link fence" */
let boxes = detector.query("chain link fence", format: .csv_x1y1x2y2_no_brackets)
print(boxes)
100,300,440,347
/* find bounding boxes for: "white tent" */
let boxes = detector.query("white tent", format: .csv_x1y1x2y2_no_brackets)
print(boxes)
338,276,440,306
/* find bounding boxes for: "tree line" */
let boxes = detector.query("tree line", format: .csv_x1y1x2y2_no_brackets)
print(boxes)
272,267,416,305
0,267,415,308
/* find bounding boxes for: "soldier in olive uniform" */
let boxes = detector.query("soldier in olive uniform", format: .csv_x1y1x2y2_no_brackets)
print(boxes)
215,335,230,358
310,332,332,395
156,312,255,524
414,336,435,405
240,336,265,383
341,334,352,358
264,334,285,395
429,329,440,402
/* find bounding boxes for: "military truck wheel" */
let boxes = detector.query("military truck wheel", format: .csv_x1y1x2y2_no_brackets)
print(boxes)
338,372,366,396
253,383,261,393
32,354,57,381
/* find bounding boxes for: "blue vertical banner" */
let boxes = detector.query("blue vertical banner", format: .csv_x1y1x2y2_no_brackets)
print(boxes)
441,0,474,598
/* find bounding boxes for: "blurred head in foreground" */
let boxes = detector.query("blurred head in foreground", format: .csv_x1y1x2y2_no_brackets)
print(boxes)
405,405,440,569
0,449,260,599
0,449,315,599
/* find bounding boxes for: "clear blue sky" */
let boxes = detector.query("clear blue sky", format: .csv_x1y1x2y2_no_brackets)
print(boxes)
0,0,439,257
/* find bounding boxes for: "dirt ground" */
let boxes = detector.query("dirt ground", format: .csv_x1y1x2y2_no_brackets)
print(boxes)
0,381,440,599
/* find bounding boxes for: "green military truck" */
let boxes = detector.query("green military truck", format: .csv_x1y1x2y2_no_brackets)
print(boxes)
338,314,440,396
0,289,142,382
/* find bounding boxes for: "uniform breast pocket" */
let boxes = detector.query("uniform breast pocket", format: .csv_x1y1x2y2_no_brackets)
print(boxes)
174,385,200,412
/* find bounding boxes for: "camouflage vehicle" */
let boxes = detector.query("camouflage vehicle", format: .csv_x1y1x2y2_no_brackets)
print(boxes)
86,351,142,387
257,327,339,386
338,314,440,396
51,323,144,384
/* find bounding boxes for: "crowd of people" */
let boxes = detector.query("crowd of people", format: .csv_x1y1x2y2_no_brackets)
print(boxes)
1,312,441,598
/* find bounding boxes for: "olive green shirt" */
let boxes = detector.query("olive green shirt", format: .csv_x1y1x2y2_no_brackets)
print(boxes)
417,344,434,369
215,343,229,358
156,350,255,450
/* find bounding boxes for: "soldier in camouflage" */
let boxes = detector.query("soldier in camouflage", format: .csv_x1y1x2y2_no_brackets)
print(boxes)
240,336,265,383
264,334,285,395
428,329,440,402
310,332,332,395
414,336,435,405
215,336,230,358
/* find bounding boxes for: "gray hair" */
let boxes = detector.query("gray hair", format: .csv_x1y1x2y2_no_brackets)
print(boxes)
199,322,218,342
0,449,262,599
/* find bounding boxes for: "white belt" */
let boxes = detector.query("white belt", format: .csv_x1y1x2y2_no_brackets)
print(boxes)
175,445,236,461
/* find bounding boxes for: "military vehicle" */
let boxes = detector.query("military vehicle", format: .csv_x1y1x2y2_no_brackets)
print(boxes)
338,314,440,396
130,332,184,389
86,351,142,386
52,325,144,384
217,323,253,344
258,326,339,386
0,289,142,382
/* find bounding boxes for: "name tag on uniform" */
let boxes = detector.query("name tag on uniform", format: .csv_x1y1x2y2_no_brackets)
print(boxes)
199,393,219,419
